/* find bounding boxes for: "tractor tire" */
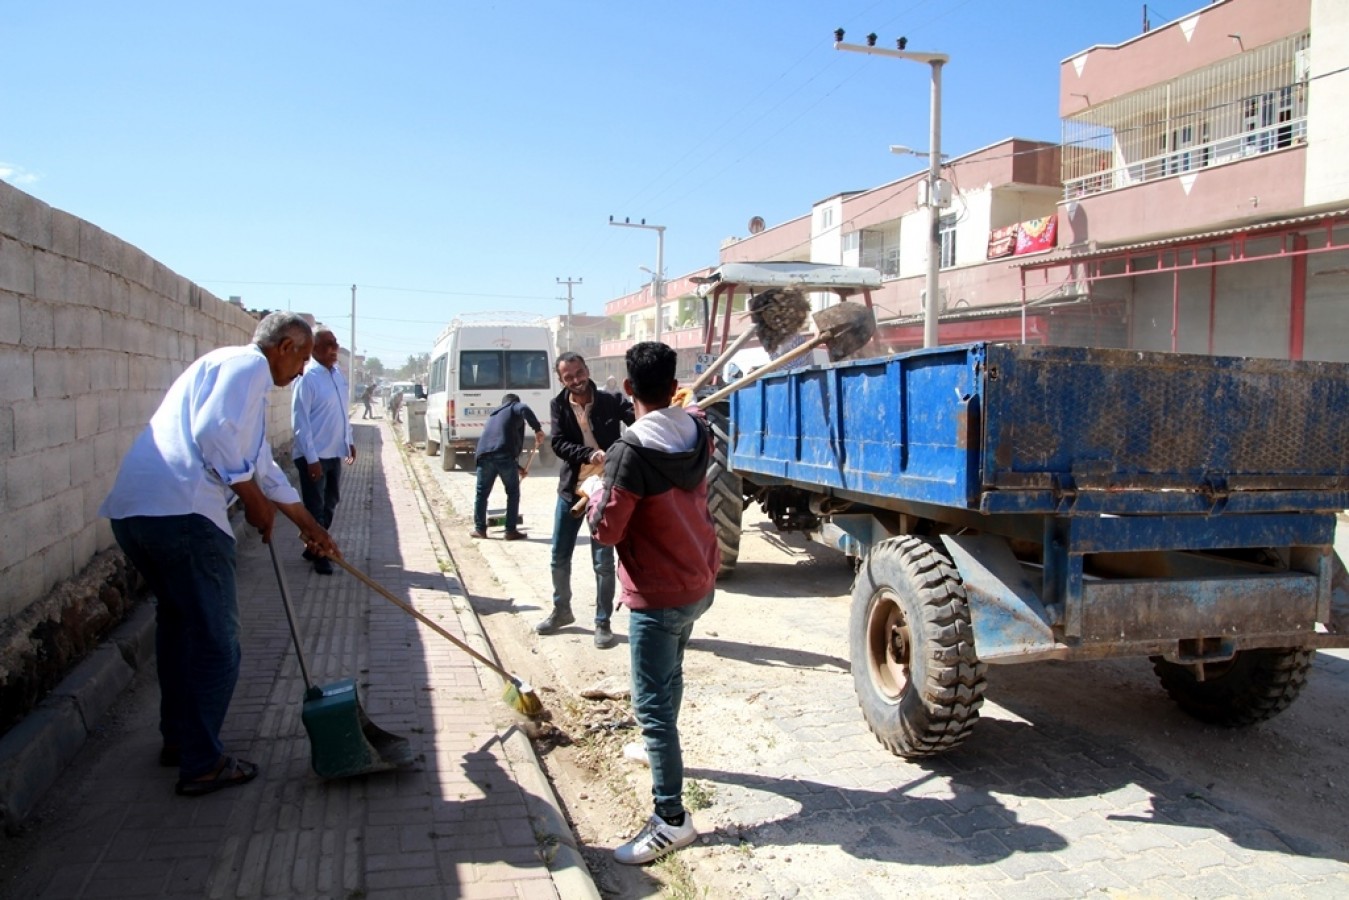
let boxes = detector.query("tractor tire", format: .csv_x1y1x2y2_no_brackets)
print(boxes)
1150,648,1314,727
705,405,743,579
439,429,454,471
850,537,987,758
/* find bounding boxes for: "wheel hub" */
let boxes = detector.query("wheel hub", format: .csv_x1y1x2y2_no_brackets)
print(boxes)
866,592,911,700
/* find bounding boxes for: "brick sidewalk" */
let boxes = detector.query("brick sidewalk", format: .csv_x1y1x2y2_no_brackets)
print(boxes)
0,420,596,899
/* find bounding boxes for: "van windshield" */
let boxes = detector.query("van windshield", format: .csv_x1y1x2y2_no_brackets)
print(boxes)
460,350,551,391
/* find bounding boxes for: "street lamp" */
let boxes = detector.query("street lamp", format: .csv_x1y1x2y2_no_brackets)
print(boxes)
837,31,950,349
610,216,666,342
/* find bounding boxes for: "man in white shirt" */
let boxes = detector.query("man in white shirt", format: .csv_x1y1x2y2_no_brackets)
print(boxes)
100,311,340,798
291,328,356,575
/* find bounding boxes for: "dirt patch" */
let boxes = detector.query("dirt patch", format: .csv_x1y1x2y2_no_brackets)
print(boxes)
409,455,699,898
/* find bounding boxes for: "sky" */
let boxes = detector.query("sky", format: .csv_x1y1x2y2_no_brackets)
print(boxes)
1,0,1174,369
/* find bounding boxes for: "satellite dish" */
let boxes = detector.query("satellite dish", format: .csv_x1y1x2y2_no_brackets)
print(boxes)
748,216,766,234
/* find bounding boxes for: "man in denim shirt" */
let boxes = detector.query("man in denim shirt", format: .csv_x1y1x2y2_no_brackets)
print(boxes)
291,328,355,575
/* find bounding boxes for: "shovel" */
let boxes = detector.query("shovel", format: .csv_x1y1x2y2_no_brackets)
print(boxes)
697,302,876,407
689,287,812,393
267,541,414,779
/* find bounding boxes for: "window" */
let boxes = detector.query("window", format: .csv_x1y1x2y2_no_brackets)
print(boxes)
842,231,860,252
939,214,958,269
821,207,834,230
506,350,551,389
459,351,502,390
859,228,900,278
428,353,448,392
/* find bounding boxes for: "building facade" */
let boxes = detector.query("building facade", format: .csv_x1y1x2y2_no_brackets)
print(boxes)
597,0,1349,370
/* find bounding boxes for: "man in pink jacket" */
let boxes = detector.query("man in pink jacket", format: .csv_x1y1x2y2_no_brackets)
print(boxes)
582,341,720,865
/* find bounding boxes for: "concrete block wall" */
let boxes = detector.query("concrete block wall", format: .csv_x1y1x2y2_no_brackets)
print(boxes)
0,179,295,701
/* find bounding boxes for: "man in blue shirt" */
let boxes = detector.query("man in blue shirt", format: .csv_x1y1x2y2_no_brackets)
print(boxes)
470,393,544,540
100,311,340,798
291,328,356,575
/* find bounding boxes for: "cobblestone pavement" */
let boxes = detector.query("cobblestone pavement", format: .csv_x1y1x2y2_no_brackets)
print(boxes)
0,419,597,899
420,446,1349,900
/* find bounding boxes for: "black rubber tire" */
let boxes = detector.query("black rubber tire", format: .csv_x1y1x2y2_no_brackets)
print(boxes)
704,405,743,579
850,537,987,758
439,428,453,471
1150,648,1314,727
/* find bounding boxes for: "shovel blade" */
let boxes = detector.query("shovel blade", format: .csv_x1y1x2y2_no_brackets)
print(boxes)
812,302,876,361
300,678,414,779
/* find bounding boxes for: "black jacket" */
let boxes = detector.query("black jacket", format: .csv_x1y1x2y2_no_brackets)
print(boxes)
475,400,542,462
550,382,634,500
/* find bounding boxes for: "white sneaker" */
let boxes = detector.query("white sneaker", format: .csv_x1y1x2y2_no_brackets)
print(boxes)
614,813,697,865
622,741,649,767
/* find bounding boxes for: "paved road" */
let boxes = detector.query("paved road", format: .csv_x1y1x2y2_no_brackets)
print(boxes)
416,444,1349,899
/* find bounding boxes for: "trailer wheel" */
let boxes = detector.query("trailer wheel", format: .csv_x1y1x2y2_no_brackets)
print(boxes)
1149,649,1314,727
850,537,987,758
439,428,454,471
705,405,742,579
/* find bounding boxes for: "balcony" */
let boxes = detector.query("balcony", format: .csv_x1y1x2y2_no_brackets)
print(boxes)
1062,31,1309,202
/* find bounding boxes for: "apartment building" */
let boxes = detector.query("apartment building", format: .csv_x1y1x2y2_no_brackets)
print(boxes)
1026,0,1349,360
600,0,1349,367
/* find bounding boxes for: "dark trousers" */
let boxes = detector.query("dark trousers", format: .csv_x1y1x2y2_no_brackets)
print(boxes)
297,457,343,529
474,452,520,532
111,514,240,780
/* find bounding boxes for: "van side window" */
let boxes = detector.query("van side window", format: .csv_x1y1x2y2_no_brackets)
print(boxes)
429,354,448,393
506,350,551,390
461,351,502,389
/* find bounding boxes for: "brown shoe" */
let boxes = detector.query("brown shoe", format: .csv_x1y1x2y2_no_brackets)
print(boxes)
468,530,487,539
503,531,527,541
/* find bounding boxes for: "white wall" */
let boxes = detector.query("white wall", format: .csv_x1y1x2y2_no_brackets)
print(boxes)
1305,0,1349,207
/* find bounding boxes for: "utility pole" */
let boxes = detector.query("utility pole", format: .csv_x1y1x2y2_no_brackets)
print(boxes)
349,284,357,404
609,216,666,342
556,276,582,352
835,30,949,348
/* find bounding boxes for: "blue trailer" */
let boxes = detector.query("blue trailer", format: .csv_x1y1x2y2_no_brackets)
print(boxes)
696,266,1349,758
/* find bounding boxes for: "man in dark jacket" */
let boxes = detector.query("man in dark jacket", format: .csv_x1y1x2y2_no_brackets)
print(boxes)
471,393,544,540
581,341,718,864
537,352,635,647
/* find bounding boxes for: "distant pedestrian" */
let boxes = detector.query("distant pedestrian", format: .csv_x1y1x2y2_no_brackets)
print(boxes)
581,341,718,864
470,393,545,540
99,312,340,797
536,352,635,648
603,375,624,398
291,328,356,576
360,382,375,419
390,388,404,424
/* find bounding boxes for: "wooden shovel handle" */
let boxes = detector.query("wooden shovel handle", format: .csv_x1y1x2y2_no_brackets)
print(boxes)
699,332,826,407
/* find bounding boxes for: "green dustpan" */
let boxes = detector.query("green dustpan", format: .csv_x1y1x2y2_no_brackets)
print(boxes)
268,542,414,779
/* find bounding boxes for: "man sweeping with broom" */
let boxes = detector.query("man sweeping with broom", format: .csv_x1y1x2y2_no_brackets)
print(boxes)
579,341,719,864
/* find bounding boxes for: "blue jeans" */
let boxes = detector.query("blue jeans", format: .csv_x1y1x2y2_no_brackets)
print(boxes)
111,514,241,780
474,453,520,533
550,495,616,625
296,457,343,529
629,590,715,819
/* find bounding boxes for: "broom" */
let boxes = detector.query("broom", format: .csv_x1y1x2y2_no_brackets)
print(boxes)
328,555,545,717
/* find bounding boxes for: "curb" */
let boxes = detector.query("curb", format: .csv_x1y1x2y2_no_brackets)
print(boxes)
0,600,157,833
396,432,601,900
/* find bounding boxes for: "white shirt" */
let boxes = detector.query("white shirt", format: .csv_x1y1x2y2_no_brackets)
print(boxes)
291,360,353,464
99,344,301,538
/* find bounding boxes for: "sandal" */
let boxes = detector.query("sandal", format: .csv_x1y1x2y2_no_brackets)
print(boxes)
175,756,260,797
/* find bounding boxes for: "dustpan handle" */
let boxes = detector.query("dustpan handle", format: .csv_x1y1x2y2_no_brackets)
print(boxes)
267,540,315,692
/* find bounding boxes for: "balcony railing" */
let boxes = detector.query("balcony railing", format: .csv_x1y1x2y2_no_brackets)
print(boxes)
1064,116,1307,199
